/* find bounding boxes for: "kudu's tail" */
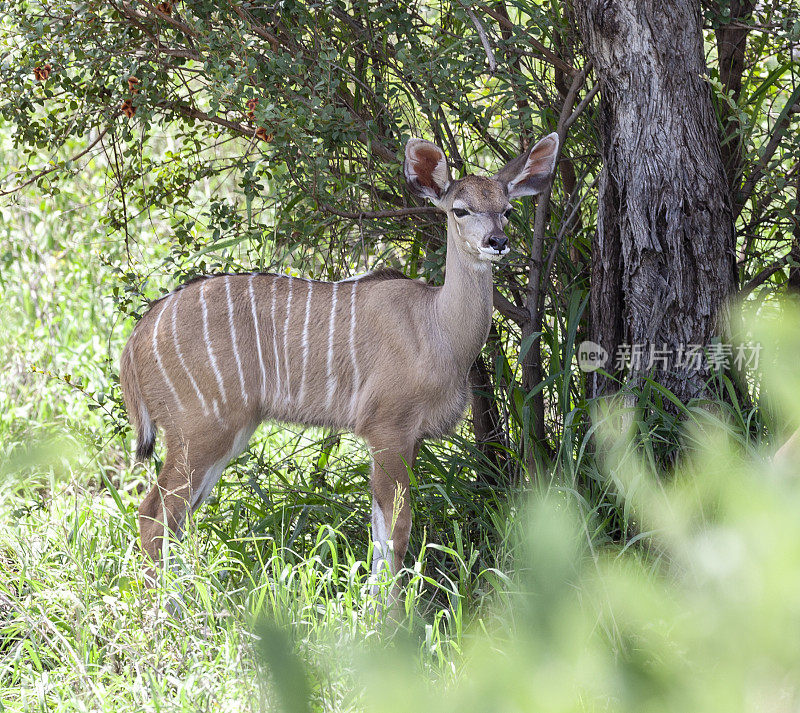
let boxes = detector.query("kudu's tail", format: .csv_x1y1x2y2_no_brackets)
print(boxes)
120,341,156,460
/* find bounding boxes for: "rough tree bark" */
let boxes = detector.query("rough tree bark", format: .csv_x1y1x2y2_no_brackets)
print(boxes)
469,354,506,487
715,0,756,194
574,0,737,402
790,179,800,294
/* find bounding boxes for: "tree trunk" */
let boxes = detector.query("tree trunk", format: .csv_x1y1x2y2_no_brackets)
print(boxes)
575,0,737,402
715,0,756,194
469,354,507,487
790,179,800,294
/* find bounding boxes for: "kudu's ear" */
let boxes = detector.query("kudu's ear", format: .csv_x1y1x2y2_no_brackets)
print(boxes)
404,138,451,204
495,132,560,199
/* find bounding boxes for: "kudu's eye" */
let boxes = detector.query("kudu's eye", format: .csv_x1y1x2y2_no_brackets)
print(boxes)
453,208,470,218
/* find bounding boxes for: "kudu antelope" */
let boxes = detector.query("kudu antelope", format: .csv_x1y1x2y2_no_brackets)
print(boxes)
120,132,559,598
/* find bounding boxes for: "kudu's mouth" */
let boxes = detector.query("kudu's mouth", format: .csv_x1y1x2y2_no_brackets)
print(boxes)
478,246,510,260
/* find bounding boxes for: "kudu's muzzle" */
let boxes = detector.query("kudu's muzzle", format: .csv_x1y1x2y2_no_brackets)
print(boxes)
483,233,509,254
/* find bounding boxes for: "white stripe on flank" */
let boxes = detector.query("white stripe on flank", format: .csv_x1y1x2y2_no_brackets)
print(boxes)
283,276,294,401
324,282,339,409
226,276,249,406
249,274,268,407
200,280,228,405
152,296,185,412
170,290,209,415
297,280,314,404
348,281,360,420
270,277,282,402
210,398,221,420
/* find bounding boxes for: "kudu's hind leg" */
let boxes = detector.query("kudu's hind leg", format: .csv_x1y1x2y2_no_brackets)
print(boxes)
138,437,191,573
138,429,244,577
366,434,416,599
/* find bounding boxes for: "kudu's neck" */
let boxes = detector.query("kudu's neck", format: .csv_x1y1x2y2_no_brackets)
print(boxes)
433,216,494,372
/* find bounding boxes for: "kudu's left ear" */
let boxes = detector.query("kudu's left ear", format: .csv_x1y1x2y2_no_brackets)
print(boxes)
495,132,560,199
404,138,451,205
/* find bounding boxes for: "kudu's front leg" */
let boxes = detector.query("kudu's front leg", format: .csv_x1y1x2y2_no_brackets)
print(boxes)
366,434,417,603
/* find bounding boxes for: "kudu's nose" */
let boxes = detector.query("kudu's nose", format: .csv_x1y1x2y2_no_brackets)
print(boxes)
485,234,508,252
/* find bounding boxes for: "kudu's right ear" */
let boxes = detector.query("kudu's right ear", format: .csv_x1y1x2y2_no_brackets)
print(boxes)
404,138,451,205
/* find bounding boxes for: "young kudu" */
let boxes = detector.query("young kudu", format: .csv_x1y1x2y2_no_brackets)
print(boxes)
120,132,559,597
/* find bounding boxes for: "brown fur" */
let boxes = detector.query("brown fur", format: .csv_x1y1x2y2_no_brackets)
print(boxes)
410,145,446,196
448,176,510,213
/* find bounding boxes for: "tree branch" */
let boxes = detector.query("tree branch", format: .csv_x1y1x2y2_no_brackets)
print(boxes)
564,81,600,131
459,2,497,74
133,0,199,37
493,287,528,324
715,0,756,191
0,125,110,197
476,3,578,76
226,1,281,48
542,173,599,286
318,204,439,220
520,62,589,463
161,101,254,136
735,101,799,217
739,253,793,296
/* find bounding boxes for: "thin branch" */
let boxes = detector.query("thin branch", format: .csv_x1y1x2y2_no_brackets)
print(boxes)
738,161,800,257
133,0,199,37
564,81,600,131
477,3,578,76
111,0,160,41
542,174,599,285
493,0,533,148
736,102,799,217
226,1,281,48
106,126,132,258
318,203,439,220
464,114,513,162
160,101,254,136
332,85,398,163
437,106,465,172
521,62,589,457
530,64,589,295
493,286,528,324
0,125,110,197
459,2,497,74
141,45,201,60
115,2,204,62
739,253,793,296
529,63,590,281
